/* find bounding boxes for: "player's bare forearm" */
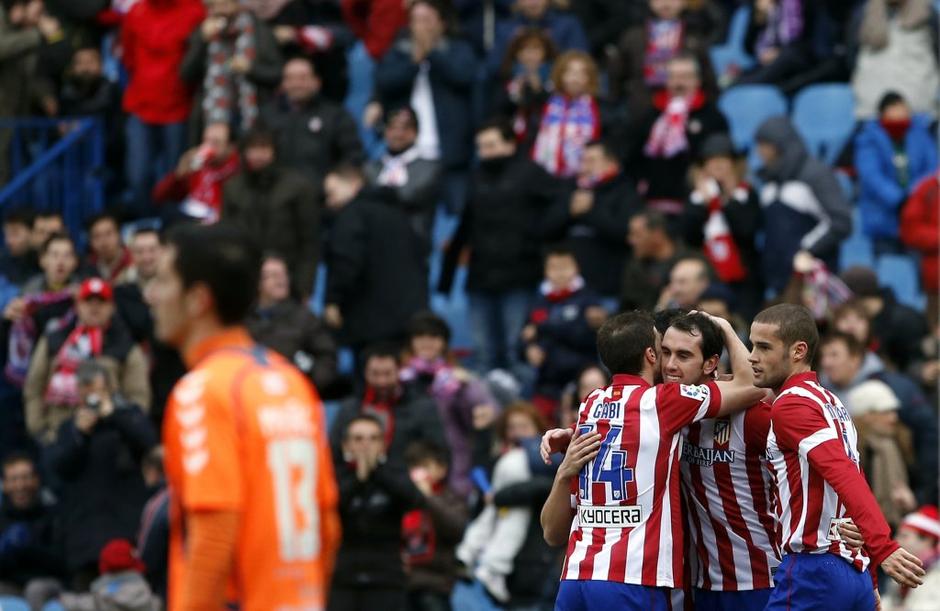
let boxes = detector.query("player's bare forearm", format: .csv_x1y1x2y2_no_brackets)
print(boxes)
541,473,575,547
182,510,239,611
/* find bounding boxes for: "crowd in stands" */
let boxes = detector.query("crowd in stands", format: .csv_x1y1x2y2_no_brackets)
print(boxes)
0,0,937,609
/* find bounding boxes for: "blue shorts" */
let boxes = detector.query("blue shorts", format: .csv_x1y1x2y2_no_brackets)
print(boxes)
765,553,875,611
692,587,772,611
555,580,670,611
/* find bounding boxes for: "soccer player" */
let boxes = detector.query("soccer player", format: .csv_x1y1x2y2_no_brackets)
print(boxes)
749,304,924,609
540,311,764,609
148,224,340,611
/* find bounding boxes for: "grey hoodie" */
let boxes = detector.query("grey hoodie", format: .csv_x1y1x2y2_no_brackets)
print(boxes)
755,117,852,294
60,571,160,611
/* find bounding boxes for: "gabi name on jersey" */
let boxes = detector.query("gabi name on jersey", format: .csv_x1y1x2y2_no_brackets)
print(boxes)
681,442,736,467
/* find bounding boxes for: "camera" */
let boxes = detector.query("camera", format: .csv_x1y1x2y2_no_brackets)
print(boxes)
84,393,102,413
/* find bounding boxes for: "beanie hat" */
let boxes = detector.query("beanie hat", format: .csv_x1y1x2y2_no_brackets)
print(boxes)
900,505,940,542
99,539,146,575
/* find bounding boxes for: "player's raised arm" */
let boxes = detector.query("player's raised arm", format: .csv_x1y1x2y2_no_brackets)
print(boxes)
709,314,765,416
541,428,601,546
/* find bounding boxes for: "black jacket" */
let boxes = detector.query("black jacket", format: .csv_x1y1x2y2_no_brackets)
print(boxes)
259,93,363,185
47,403,157,573
247,300,338,393
872,290,930,372
332,460,423,588
449,155,562,294
0,494,63,586
222,165,321,298
542,172,642,296
325,190,428,347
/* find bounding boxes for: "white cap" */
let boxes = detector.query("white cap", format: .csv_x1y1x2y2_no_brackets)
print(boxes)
847,380,900,415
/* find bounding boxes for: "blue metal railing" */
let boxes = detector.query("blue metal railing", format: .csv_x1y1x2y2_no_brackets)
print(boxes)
0,117,105,236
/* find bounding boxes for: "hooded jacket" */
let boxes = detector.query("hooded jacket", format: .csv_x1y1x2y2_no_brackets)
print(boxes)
755,116,852,295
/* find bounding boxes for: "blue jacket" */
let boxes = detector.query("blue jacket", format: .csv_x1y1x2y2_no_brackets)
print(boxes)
376,35,478,170
487,9,589,75
855,115,938,240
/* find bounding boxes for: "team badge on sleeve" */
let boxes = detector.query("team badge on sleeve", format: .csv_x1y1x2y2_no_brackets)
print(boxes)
679,384,708,401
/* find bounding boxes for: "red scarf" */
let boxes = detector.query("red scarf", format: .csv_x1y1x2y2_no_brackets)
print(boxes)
361,385,402,449
44,325,104,406
701,181,748,283
181,151,241,223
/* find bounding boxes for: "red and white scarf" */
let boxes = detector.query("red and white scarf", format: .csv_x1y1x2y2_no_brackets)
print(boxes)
644,90,705,159
532,94,600,178
44,325,104,407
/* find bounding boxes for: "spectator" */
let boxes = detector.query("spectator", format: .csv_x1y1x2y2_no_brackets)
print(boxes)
402,441,469,611
222,127,320,299
259,56,363,191
736,0,813,86
487,0,589,76
55,539,160,611
364,106,442,248
46,359,157,588
136,447,168,602
656,254,713,311
530,50,602,178
323,164,427,353
886,506,940,609
847,379,917,528
399,311,496,499
180,0,283,135
620,210,689,311
20,232,77,298
447,119,561,374
456,402,547,604
754,116,851,298
340,0,407,60
28,211,64,257
0,452,63,601
0,0,62,185
901,171,939,326
246,254,337,392
557,364,608,428
24,278,151,444
611,0,716,112
120,0,206,219
542,139,642,301
123,228,160,291
522,249,605,421
819,330,938,505
851,0,940,119
330,414,423,611
0,209,40,287
151,121,241,224
494,27,557,147
57,45,121,148
567,0,632,63
627,53,730,219
84,213,133,285
375,0,477,212
682,133,763,318
330,345,446,465
855,92,938,253
840,265,929,371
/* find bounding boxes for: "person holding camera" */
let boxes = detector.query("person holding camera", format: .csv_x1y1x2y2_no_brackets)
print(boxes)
46,359,157,590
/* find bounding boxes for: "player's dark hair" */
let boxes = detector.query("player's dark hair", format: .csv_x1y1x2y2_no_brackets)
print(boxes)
753,304,820,363
597,311,656,376
85,211,120,234
41,232,75,256
820,331,865,358
165,223,261,326
654,308,688,336
405,440,449,469
668,313,724,361
344,413,385,438
3,208,33,228
476,117,516,143
362,342,401,367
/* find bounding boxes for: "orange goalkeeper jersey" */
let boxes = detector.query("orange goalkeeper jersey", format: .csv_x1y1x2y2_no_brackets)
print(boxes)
163,327,338,611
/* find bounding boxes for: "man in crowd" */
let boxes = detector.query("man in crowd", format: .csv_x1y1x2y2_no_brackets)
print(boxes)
149,223,339,610
749,304,924,608
84,213,132,285
542,139,641,304
259,57,363,192
656,255,713,311
620,210,688,311
323,164,427,354
28,212,64,258
222,127,320,300
0,209,39,287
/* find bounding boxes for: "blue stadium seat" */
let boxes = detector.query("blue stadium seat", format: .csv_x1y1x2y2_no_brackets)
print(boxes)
343,42,382,158
791,84,856,165
839,207,874,270
718,85,788,152
876,254,925,310
42,602,66,611
709,6,755,86
0,597,31,611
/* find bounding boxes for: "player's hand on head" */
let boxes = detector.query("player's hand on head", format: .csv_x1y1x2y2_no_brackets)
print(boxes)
540,428,573,464
882,547,926,588
557,428,601,479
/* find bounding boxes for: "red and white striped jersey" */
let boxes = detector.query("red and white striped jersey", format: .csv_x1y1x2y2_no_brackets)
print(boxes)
680,403,779,591
561,374,721,587
765,373,878,572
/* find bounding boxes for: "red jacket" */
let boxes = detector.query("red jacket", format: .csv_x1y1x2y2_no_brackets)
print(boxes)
120,0,206,124
900,172,939,292
151,150,240,222
341,0,406,60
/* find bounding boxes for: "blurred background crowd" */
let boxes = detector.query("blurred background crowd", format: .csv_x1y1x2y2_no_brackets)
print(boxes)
0,0,937,609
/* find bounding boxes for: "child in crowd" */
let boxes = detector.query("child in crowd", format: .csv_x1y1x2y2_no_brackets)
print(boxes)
531,51,602,178
522,248,605,423
56,539,159,611
403,441,469,611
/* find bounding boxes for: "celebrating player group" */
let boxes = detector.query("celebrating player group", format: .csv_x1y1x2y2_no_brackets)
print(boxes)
539,304,925,611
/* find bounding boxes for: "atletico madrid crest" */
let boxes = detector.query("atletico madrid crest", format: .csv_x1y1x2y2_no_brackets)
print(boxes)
713,418,731,446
